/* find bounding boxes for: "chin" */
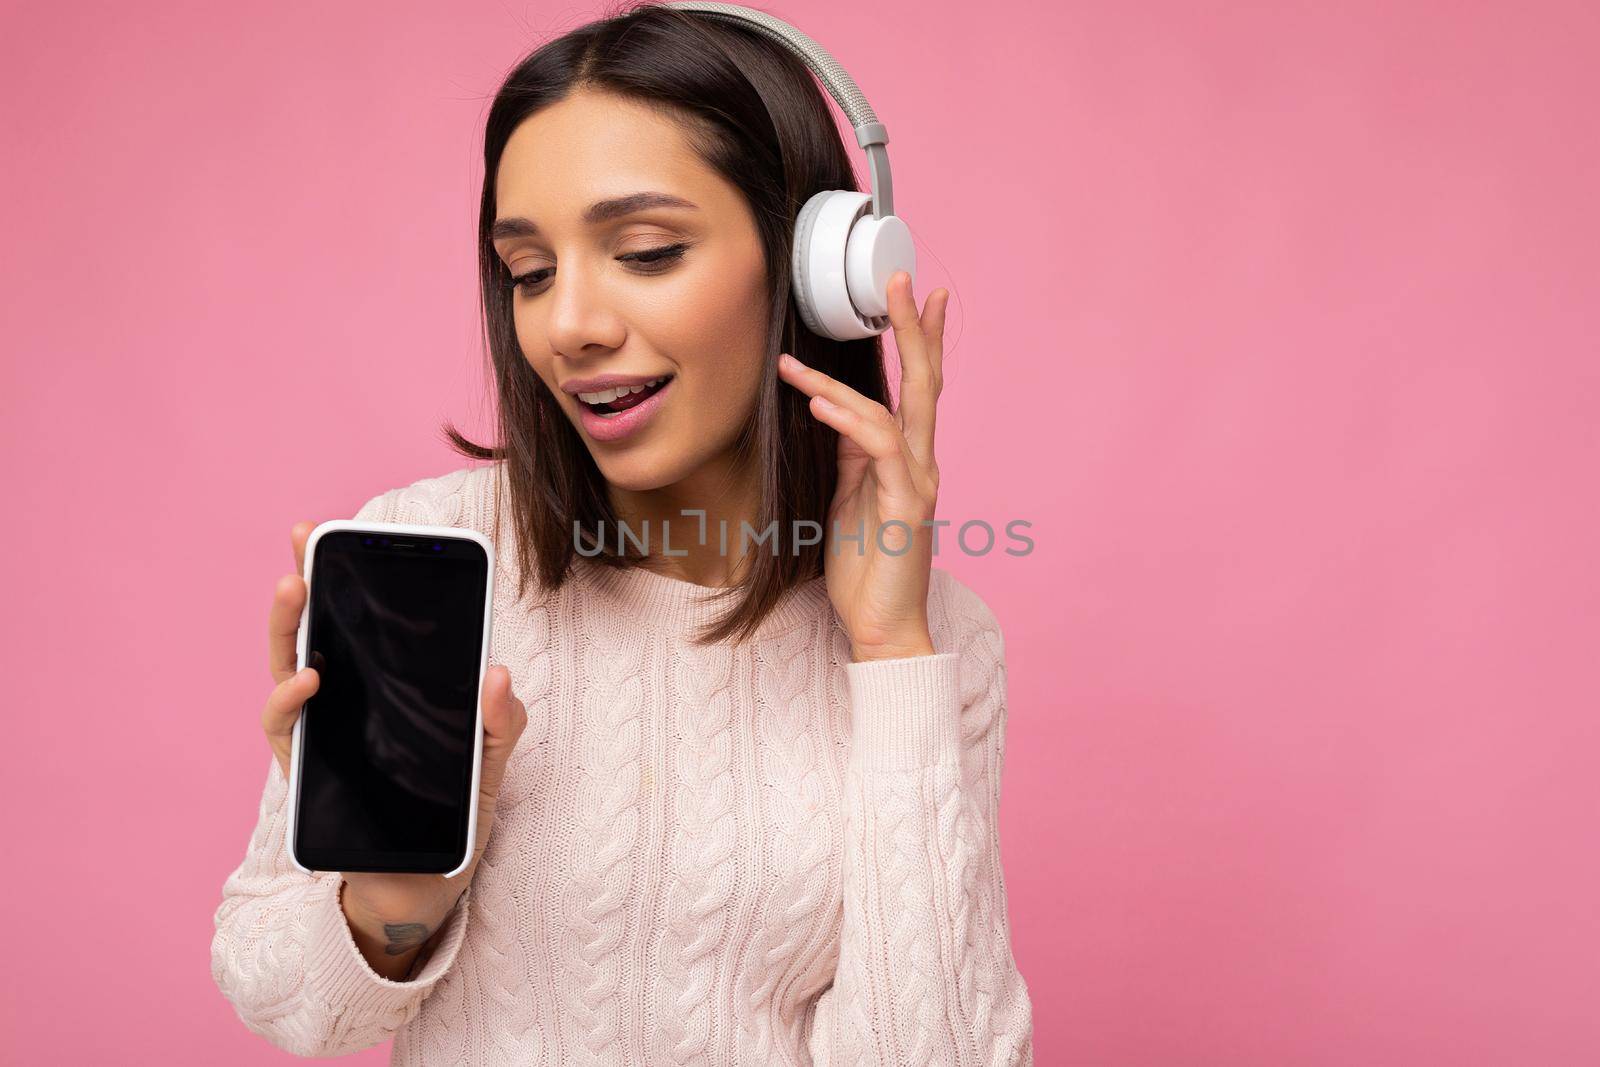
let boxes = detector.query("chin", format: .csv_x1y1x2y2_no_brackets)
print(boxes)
591,453,684,493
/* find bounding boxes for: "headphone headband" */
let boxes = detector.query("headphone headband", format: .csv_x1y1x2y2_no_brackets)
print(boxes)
662,1,896,221
661,1,914,340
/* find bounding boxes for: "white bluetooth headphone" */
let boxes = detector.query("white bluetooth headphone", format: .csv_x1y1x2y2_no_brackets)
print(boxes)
663,1,917,341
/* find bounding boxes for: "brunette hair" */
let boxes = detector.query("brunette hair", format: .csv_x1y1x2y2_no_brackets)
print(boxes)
442,1,891,645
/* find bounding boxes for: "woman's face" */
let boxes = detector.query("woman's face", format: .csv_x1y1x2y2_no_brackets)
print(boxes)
491,89,770,493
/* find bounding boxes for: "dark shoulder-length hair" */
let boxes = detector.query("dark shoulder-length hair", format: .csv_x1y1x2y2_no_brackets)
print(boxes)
442,1,891,646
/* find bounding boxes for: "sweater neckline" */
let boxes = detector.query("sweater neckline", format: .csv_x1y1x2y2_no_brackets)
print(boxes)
574,556,834,642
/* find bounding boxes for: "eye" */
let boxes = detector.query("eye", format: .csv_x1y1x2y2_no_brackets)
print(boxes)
621,242,690,272
504,243,690,296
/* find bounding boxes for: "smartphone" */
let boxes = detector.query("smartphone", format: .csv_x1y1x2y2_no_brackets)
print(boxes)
285,519,494,877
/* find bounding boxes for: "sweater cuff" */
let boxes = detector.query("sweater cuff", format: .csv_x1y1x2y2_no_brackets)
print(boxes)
845,651,963,771
302,874,473,1019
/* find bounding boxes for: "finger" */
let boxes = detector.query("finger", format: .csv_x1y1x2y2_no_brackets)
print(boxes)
268,574,308,685
778,350,892,424
481,665,528,745
262,665,319,774
778,352,925,501
919,283,948,383
885,271,940,467
291,521,315,578
477,666,528,798
807,392,923,503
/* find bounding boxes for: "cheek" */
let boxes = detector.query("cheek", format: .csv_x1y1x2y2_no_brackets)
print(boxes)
670,256,768,390
512,307,540,357
682,351,764,427
668,234,767,337
511,313,552,380
676,310,763,389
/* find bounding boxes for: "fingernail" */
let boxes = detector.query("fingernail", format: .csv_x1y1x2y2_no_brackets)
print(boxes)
813,395,837,413
779,352,794,368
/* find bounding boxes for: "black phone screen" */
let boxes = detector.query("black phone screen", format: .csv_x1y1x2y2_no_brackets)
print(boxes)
294,528,489,874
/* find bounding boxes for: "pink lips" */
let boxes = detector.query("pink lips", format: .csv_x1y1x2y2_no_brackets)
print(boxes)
576,377,674,443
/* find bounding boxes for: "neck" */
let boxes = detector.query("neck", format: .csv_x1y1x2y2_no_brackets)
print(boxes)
606,446,761,588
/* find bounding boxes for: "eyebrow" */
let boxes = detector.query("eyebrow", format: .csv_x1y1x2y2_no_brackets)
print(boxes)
491,191,700,241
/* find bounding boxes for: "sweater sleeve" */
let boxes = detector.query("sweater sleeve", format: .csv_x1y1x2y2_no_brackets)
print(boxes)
209,758,475,1056
208,485,474,1056
805,588,1035,1065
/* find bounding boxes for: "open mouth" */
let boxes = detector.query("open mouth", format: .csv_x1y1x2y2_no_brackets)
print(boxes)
582,375,674,418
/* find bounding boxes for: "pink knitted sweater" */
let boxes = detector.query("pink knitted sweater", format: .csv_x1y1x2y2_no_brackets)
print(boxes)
210,463,1034,1064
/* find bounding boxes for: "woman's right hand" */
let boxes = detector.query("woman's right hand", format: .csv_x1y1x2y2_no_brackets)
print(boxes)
261,520,528,963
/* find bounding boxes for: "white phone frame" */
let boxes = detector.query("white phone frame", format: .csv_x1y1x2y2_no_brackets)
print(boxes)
285,518,494,879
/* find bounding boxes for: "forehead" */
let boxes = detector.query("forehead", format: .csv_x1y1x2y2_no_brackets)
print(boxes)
495,92,713,219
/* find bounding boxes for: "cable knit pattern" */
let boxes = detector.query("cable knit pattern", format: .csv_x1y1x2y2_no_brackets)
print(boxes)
564,578,646,1063
658,636,737,1063
210,462,1034,1064
737,622,835,1065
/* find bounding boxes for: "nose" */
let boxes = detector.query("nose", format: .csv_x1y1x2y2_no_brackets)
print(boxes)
544,257,626,360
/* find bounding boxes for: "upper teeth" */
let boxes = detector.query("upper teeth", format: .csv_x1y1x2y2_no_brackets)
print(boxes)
578,376,668,404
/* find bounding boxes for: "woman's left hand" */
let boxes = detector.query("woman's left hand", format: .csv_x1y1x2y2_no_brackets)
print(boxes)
778,270,949,663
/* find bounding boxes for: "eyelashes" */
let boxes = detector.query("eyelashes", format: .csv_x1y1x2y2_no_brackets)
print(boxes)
504,243,690,296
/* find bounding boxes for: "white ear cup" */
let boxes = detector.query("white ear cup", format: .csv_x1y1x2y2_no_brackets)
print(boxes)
792,189,916,341
845,206,914,320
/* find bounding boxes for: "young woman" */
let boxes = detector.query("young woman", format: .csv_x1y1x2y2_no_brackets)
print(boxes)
211,5,1033,1063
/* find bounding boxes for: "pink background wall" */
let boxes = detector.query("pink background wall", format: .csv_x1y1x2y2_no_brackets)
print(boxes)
3,0,1596,1061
